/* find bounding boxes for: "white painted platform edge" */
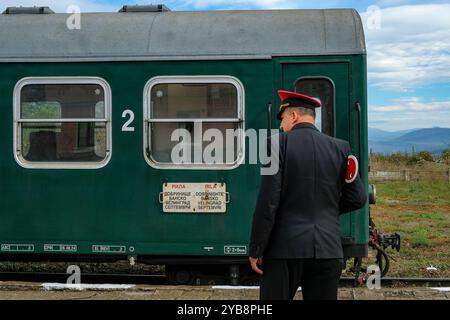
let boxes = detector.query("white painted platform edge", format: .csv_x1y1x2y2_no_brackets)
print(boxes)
431,287,450,292
41,283,135,291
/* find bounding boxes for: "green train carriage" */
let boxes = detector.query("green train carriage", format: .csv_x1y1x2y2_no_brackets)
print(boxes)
0,5,371,284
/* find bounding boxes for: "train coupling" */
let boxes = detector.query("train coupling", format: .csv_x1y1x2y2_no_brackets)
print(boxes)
379,232,401,252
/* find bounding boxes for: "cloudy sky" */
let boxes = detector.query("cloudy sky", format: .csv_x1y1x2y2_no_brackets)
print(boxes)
2,0,449,131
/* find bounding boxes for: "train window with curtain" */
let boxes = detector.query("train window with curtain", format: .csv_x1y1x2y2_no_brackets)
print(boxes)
294,78,335,137
144,76,245,169
14,77,112,169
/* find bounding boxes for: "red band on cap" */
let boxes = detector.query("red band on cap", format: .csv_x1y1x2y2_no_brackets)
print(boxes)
277,90,321,108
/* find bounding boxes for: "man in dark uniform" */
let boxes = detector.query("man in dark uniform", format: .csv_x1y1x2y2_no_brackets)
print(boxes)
249,90,367,300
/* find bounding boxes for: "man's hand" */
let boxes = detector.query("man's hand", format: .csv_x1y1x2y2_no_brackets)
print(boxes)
249,256,263,275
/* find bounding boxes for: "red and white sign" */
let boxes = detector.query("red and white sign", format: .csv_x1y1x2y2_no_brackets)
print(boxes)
345,155,358,183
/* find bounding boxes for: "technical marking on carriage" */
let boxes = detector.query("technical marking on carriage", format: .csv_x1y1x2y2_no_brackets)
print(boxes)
224,246,247,255
1,244,35,252
92,245,127,254
160,183,228,213
43,244,78,252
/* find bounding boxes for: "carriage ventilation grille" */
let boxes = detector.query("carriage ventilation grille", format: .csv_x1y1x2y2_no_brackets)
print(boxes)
119,5,171,13
2,6,54,14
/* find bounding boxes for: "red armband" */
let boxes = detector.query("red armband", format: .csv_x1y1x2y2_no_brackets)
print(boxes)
345,155,358,183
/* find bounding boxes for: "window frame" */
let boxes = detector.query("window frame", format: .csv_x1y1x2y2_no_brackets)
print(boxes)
13,77,112,169
143,76,245,170
294,76,336,137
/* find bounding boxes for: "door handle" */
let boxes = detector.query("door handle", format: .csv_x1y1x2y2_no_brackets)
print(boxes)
267,102,272,131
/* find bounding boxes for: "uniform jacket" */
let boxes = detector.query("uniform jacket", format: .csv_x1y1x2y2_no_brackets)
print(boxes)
249,122,367,259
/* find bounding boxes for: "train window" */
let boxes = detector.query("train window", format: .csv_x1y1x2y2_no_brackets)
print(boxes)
14,77,112,169
294,78,335,136
144,76,245,169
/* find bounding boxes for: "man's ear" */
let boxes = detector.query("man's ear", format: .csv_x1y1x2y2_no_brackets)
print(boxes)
292,109,299,122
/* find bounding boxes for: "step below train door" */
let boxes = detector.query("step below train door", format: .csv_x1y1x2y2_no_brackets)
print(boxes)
280,60,356,249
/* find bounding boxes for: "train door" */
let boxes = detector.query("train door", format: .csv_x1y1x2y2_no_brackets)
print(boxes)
279,61,354,241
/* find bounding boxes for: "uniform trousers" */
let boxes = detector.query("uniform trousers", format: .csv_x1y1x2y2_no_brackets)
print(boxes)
259,258,343,300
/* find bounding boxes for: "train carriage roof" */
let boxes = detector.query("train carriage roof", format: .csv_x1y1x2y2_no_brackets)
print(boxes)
0,9,366,62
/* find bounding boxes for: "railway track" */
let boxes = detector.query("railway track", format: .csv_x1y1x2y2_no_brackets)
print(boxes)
0,272,168,285
0,272,449,287
340,276,450,286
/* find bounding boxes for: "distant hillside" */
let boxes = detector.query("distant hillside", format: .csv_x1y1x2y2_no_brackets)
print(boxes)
368,128,416,141
369,127,450,154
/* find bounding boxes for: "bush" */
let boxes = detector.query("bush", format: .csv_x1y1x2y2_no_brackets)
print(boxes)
405,151,434,165
389,152,411,164
370,151,439,167
441,148,450,164
415,151,434,162
370,152,410,165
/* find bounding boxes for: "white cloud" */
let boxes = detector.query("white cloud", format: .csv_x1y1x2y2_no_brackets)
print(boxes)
376,0,411,6
369,113,450,130
361,4,450,91
370,97,450,112
165,0,300,10
369,97,450,130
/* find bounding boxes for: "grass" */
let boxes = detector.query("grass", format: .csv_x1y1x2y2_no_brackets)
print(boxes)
410,227,431,248
418,212,447,221
376,181,450,206
369,180,450,277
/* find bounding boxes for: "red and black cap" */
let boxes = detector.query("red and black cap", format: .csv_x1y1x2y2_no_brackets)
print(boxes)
277,90,321,120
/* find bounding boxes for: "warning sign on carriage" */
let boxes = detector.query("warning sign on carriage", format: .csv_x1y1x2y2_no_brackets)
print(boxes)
160,183,228,213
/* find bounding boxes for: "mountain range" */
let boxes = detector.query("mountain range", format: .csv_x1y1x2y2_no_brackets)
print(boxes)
368,127,450,155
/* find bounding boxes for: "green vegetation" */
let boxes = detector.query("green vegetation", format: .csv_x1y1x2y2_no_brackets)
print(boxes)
369,180,450,277
376,181,450,206
370,151,450,166
410,226,431,248
419,212,446,221
442,148,450,164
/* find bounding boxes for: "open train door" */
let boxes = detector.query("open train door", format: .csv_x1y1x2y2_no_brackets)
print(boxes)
278,60,368,261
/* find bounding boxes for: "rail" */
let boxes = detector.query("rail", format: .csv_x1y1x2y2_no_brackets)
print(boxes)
0,272,449,286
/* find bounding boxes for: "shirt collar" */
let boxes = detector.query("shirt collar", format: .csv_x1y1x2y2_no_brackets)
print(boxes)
291,122,319,131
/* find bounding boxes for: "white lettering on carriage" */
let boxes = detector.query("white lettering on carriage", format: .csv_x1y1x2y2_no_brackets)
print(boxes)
122,109,135,132
92,245,126,253
44,244,77,252
1,244,34,252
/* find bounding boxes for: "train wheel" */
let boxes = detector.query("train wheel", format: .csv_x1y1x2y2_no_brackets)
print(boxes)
166,265,195,285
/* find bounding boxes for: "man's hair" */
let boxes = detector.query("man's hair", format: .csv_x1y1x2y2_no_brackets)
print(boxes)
290,106,316,119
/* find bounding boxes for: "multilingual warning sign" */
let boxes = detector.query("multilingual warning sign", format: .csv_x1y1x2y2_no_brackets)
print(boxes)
161,183,228,213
